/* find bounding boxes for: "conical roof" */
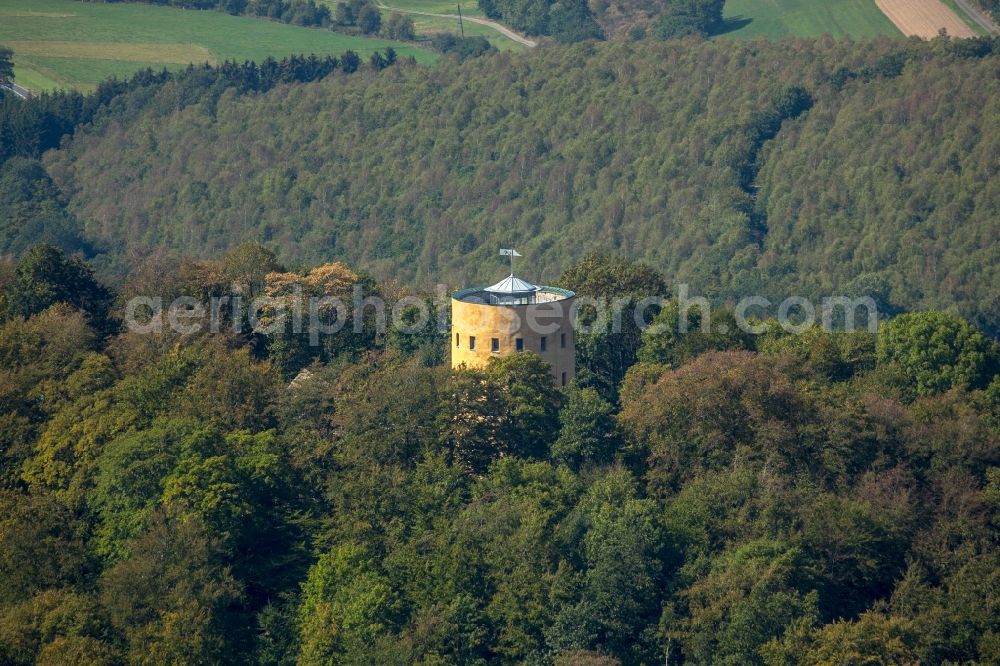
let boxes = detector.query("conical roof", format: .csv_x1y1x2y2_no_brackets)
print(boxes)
484,274,539,295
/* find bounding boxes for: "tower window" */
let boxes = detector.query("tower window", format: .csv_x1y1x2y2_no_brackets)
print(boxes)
469,336,476,350
456,333,460,347
540,336,547,352
561,372,567,386
491,338,500,352
516,338,524,352
560,333,566,348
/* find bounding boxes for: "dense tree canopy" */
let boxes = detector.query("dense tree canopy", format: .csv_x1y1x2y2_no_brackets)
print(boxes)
0,243,111,331
0,247,997,664
652,0,725,39
26,37,1000,336
479,0,602,40
876,310,999,398
0,159,87,257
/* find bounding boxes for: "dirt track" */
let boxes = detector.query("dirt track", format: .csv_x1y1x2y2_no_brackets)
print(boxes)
876,0,977,38
953,0,1000,34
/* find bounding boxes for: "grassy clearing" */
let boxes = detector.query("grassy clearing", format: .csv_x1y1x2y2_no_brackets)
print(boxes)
0,0,435,92
718,0,903,39
343,0,525,50
398,12,527,51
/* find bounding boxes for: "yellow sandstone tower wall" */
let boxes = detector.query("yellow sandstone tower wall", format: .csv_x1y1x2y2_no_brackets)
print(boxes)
450,292,575,386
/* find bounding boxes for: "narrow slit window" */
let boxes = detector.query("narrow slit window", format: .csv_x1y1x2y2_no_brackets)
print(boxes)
491,338,500,352
560,333,566,348
561,372,567,386
456,333,460,347
516,338,524,352
469,336,476,350
540,336,547,352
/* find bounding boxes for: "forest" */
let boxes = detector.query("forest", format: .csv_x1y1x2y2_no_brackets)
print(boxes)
9,36,997,335
1,16,1000,666
0,48,409,258
0,244,998,664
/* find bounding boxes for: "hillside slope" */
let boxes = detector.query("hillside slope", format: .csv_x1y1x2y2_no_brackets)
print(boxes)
43,38,1000,331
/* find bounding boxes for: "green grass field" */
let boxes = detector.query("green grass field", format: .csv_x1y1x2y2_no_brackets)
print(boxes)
718,0,903,39
384,0,482,17
0,0,436,93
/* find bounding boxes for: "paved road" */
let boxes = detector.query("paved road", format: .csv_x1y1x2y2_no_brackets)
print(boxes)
377,4,538,47
0,82,31,99
953,0,1000,34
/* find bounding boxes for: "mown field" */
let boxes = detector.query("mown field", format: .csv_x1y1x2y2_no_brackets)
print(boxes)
0,0,435,92
719,0,903,39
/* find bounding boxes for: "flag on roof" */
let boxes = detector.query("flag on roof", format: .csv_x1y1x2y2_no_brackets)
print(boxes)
500,249,522,257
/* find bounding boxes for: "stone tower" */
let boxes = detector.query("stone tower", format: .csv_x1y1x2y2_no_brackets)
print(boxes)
450,254,575,386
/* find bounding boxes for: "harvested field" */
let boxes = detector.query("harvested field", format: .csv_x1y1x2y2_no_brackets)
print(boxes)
875,0,977,38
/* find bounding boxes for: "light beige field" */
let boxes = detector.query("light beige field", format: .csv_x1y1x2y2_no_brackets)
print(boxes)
0,40,217,64
875,0,976,38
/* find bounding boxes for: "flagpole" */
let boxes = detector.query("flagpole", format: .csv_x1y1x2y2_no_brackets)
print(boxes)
500,248,520,277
